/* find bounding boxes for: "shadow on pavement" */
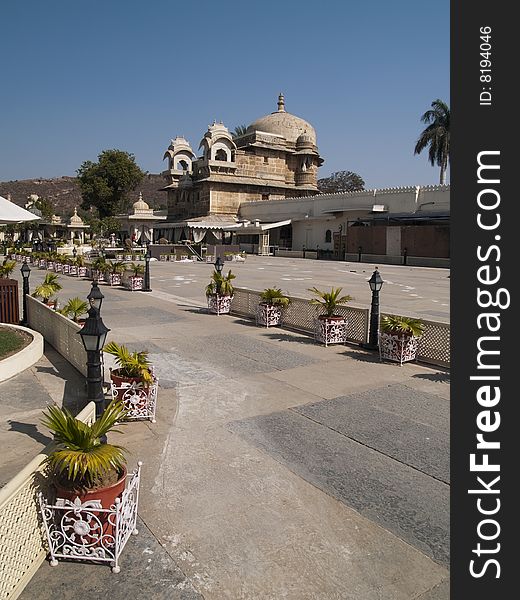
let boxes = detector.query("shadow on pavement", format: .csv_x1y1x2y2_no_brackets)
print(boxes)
7,421,53,446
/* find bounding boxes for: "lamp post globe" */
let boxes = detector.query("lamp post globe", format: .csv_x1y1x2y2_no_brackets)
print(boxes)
87,280,104,311
214,256,224,274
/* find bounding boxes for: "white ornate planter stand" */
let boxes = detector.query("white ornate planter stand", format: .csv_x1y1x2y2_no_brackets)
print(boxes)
257,304,283,328
315,317,348,346
38,463,142,573
125,276,143,291
107,273,122,286
78,266,87,277
379,333,420,365
207,294,233,315
110,370,158,423
69,265,78,276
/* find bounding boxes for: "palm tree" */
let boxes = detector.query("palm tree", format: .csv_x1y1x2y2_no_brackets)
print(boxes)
232,125,248,139
414,99,450,184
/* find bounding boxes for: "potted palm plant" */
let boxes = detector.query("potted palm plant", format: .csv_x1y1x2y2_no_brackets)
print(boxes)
257,287,290,327
41,399,128,511
91,256,109,282
379,315,425,365
58,297,89,323
103,341,154,387
205,270,236,314
32,273,63,308
0,260,16,278
308,286,352,346
124,262,144,291
106,261,125,286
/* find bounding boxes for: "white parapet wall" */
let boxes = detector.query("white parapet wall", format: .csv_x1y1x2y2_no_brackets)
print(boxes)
0,402,96,600
0,325,44,383
26,296,87,376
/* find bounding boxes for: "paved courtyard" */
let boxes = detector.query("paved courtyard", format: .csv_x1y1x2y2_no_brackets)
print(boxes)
3,258,450,599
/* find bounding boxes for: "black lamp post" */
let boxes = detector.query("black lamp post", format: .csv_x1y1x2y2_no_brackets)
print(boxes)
366,267,384,350
79,284,110,420
143,242,152,292
214,255,224,274
72,246,77,259
20,262,31,325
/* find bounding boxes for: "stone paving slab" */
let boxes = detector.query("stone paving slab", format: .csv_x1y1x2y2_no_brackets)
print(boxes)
295,384,450,483
228,405,450,567
19,517,203,600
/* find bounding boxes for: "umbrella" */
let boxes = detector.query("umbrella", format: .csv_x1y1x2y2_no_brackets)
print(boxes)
0,195,41,224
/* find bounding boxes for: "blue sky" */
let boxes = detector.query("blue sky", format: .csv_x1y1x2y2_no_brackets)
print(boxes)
1,0,449,189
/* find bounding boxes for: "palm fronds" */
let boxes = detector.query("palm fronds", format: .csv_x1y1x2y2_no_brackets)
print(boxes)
308,286,352,317
42,399,128,488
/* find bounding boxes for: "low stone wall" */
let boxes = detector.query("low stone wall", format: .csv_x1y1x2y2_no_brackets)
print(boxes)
0,325,44,383
344,253,450,268
231,288,450,368
26,296,87,376
0,402,96,600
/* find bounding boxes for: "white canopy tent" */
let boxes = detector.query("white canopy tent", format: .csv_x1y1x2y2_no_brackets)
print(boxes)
0,195,41,224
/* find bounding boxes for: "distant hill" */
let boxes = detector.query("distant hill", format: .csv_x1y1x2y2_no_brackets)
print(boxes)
0,173,168,216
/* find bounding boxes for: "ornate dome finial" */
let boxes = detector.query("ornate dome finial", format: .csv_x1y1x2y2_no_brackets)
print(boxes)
277,92,285,112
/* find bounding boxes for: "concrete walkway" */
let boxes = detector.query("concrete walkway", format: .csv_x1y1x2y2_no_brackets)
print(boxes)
6,275,449,599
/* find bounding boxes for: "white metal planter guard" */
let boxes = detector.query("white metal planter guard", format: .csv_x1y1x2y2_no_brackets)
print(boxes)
107,273,122,286
38,463,142,573
379,332,420,365
207,294,233,315
62,264,70,274
126,276,143,291
257,304,283,328
314,317,348,346
110,369,158,423
68,265,77,276
78,266,87,277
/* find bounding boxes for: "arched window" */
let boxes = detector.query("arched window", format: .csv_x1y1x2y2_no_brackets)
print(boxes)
325,229,332,243
215,149,228,161
177,159,189,171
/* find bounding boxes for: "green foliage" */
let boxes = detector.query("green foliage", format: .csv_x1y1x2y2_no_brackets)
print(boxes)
380,315,425,337
308,286,352,317
414,99,450,184
128,262,144,276
109,260,125,274
42,399,128,489
260,287,290,307
32,273,62,302
0,260,16,278
0,327,27,359
77,149,145,218
59,297,88,322
317,171,365,194
205,270,236,297
103,341,153,384
232,124,248,138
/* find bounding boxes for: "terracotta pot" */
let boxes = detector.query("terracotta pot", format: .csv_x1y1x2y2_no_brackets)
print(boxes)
110,369,151,388
54,466,127,540
317,314,345,321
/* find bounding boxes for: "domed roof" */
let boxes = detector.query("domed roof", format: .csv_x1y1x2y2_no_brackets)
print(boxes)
296,131,314,148
246,94,316,144
133,192,149,211
69,207,84,225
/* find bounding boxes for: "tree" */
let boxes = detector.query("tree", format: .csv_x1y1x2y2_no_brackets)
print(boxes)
414,99,450,184
232,125,248,138
77,150,145,218
317,171,365,194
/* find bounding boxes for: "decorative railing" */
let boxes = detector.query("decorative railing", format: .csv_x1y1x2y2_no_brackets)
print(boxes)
231,288,450,367
231,288,369,345
0,402,96,600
